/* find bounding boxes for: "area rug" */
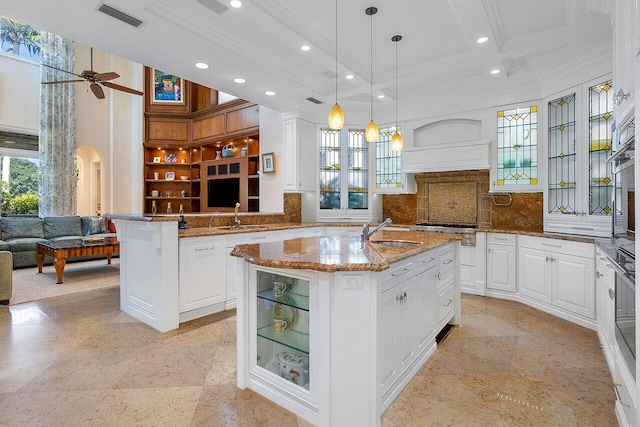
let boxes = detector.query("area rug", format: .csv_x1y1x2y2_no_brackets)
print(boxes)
9,259,120,305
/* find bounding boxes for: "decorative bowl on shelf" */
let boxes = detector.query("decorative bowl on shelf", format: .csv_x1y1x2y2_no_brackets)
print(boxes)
180,175,189,181
222,144,235,158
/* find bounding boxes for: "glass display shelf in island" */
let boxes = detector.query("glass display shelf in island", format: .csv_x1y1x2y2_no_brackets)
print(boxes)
256,271,310,391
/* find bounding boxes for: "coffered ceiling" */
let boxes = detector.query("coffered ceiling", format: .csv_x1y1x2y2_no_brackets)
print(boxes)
3,0,613,122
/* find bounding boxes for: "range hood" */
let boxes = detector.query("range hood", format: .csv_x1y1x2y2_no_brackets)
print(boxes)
402,140,491,173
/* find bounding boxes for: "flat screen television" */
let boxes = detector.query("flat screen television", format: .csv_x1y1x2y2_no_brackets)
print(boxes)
207,178,240,208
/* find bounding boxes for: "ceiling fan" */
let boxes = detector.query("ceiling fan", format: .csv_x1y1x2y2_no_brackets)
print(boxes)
41,47,143,99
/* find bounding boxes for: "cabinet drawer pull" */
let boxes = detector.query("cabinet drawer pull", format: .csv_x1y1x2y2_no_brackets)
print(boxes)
570,226,594,231
493,237,509,241
421,257,435,264
443,299,453,307
251,236,267,240
195,246,216,252
443,259,453,265
392,267,411,277
542,242,562,248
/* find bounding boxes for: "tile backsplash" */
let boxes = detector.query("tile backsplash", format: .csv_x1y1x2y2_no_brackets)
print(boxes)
382,170,544,231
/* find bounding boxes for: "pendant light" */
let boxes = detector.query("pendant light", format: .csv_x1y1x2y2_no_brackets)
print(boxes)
365,7,379,143
390,34,403,152
328,0,344,130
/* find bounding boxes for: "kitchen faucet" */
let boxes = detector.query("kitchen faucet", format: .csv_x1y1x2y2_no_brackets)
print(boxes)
362,217,393,244
207,212,220,230
231,202,241,229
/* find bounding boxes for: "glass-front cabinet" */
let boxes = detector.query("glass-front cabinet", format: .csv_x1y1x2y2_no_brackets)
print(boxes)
255,270,311,391
544,76,614,237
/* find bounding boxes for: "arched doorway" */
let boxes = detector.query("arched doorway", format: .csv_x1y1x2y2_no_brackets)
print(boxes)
76,146,102,216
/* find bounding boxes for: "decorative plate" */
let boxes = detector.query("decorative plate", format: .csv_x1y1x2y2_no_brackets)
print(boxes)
273,295,297,330
165,171,175,181
165,153,177,163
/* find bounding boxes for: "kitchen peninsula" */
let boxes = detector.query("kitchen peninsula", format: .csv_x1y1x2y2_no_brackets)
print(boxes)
230,230,460,426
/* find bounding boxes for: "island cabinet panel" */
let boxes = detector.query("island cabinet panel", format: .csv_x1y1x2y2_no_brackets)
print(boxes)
178,236,226,321
146,118,190,142
193,114,225,141
226,104,259,133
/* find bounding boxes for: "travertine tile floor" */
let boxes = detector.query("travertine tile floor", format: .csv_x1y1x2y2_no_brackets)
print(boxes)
0,288,617,426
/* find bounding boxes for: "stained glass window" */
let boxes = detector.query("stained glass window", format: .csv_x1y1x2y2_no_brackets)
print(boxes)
376,127,402,189
548,94,576,214
496,106,538,186
319,128,341,209
319,128,368,210
588,80,614,215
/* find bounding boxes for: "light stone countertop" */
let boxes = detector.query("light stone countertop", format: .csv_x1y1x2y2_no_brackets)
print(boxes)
230,230,460,272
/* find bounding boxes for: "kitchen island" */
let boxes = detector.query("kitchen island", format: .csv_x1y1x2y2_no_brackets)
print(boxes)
231,230,460,426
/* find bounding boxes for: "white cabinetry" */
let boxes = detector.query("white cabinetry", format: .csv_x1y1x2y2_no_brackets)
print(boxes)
283,118,316,192
178,235,226,321
613,0,636,121
379,250,439,409
595,247,616,370
284,227,323,240
486,233,516,293
518,236,595,325
543,77,614,238
225,230,285,309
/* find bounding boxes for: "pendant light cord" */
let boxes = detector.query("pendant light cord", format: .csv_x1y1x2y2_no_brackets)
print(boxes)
370,11,373,120
335,0,338,106
395,39,398,126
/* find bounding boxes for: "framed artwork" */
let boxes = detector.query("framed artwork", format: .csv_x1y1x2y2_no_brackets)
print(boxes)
151,69,184,104
152,156,161,163
262,153,275,173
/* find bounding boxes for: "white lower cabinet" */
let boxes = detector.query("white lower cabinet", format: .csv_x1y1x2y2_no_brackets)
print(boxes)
178,236,226,320
595,248,616,369
486,233,516,292
283,226,323,240
518,236,595,321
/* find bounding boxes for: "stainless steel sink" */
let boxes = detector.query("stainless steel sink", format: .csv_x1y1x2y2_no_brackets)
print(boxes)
370,240,422,247
217,225,268,230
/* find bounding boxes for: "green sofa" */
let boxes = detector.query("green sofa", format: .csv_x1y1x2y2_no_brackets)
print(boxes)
0,215,117,269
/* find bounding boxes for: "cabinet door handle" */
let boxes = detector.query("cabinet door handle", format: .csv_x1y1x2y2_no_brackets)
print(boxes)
391,267,411,277
596,271,603,279
570,226,594,231
195,246,216,252
613,383,631,407
606,264,613,269
542,242,562,248
403,292,407,303
443,259,453,265
251,236,267,240
609,288,615,300
436,272,441,280
443,299,453,307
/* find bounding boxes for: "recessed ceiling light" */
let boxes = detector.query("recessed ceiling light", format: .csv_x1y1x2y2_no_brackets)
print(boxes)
378,94,385,99
476,36,489,44
233,77,246,83
230,0,242,8
194,62,209,69
265,91,276,96
301,45,311,51
490,69,501,74
346,74,354,79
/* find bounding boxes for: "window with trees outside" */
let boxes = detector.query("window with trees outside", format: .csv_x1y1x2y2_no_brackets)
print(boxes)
0,152,39,215
0,16,41,61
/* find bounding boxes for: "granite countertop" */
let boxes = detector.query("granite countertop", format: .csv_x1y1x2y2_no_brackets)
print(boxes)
230,230,460,272
476,227,596,244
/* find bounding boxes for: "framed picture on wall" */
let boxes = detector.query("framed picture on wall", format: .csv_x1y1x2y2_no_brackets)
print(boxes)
262,153,275,173
151,69,184,104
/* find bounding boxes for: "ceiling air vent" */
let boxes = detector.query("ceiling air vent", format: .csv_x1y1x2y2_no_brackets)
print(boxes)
306,97,323,104
197,0,229,14
322,70,338,79
98,3,144,28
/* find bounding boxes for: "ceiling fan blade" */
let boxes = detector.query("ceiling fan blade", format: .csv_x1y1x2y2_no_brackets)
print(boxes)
41,79,85,85
41,63,83,78
90,83,105,99
102,81,143,96
94,71,119,81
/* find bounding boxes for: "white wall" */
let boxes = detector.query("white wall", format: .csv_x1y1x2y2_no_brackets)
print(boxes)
259,106,284,213
0,52,39,134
